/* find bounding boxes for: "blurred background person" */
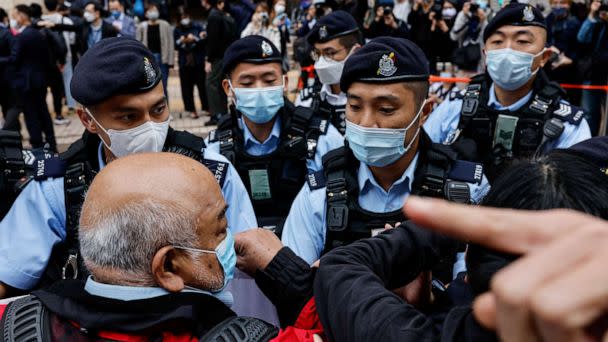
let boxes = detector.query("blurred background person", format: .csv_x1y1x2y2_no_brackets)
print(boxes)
272,0,291,69
429,0,458,66
408,0,436,71
365,0,410,39
174,12,209,119
106,0,136,38
240,2,281,52
136,3,174,98
576,0,607,136
449,0,488,73
202,0,236,125
81,1,118,55
393,0,412,21
41,0,73,125
0,7,19,131
2,5,56,151
228,0,256,35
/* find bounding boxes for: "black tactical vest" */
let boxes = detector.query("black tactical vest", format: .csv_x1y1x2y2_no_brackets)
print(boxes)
304,132,482,283
301,84,347,135
450,71,585,179
209,101,329,237
36,128,228,288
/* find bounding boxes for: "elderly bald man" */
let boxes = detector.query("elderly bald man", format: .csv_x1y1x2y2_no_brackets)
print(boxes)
0,153,322,341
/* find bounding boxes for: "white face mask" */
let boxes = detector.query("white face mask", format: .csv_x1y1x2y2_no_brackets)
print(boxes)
146,11,159,20
86,109,170,158
274,4,286,14
314,48,353,86
83,11,96,23
180,18,191,26
9,18,19,29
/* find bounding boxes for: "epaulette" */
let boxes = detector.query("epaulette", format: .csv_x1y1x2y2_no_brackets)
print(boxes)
201,158,228,188
448,160,484,184
306,170,326,190
208,129,218,143
34,156,67,181
449,88,466,101
552,101,585,125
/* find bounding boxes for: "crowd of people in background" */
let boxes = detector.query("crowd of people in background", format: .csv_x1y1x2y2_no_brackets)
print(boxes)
0,0,606,151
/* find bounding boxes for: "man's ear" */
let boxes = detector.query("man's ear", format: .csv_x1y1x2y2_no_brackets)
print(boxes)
282,74,289,92
221,78,232,98
420,99,433,125
77,107,99,134
538,48,553,68
152,246,186,293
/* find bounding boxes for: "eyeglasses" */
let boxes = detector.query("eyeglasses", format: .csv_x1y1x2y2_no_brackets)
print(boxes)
310,47,348,62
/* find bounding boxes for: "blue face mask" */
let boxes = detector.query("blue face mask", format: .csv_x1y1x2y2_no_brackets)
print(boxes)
111,10,121,19
230,81,285,124
345,101,425,167
174,229,236,293
486,48,545,91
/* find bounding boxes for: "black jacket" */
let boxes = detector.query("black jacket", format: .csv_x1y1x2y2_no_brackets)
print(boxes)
0,26,14,84
314,223,497,342
205,8,231,62
0,26,51,92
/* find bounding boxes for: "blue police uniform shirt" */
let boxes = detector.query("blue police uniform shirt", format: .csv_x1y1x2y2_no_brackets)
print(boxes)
281,152,490,265
0,142,258,290
206,116,344,172
424,83,592,150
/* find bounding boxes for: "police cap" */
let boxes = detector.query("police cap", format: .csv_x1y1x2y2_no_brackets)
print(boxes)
340,37,429,92
222,35,283,75
71,37,162,107
483,3,546,42
568,136,608,171
306,10,359,45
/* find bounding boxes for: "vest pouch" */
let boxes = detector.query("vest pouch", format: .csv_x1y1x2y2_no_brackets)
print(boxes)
515,118,544,154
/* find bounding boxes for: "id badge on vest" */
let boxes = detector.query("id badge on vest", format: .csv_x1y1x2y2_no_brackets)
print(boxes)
248,169,272,200
493,114,519,151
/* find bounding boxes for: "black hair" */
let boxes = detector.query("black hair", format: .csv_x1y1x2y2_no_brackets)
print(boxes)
402,80,430,111
0,8,8,22
466,150,608,295
44,0,58,11
29,3,42,18
337,31,362,50
15,4,31,18
85,1,103,13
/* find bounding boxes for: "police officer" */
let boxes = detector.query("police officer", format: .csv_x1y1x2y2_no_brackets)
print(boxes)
281,37,489,276
295,11,362,135
425,3,591,179
206,35,343,236
0,38,257,302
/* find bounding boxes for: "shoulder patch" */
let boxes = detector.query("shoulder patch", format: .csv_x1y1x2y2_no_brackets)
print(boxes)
553,102,584,125
201,159,228,188
306,170,326,190
34,157,67,181
309,117,329,135
448,160,483,184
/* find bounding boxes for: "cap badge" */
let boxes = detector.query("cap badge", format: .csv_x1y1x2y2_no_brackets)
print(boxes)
143,57,157,85
319,25,328,39
377,52,397,77
523,5,534,22
261,40,273,58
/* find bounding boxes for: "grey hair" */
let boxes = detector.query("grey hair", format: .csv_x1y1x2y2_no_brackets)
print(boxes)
79,197,199,285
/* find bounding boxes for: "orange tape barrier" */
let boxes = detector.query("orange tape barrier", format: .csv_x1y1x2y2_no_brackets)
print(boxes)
428,75,608,92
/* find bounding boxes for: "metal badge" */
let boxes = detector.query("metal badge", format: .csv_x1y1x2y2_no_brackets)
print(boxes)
523,5,534,22
377,52,397,77
143,57,157,86
319,25,328,40
261,40,273,58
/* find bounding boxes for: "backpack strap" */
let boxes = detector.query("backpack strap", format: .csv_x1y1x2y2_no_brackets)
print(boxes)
200,316,278,342
1,296,50,342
